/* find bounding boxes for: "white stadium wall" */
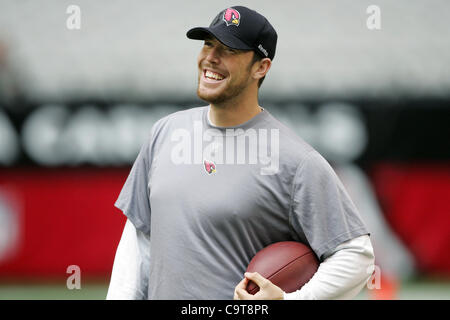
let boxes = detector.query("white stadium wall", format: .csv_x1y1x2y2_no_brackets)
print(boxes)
0,0,449,102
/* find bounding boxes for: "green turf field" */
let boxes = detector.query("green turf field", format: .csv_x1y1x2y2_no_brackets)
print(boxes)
0,278,449,300
0,282,108,300
355,279,450,300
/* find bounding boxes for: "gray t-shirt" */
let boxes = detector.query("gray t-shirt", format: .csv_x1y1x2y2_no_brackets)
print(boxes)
115,106,369,299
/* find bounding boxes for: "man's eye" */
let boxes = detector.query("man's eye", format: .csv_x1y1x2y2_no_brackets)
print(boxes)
226,48,237,54
204,41,213,47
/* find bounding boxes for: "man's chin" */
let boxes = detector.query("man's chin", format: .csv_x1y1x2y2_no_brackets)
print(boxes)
197,88,227,105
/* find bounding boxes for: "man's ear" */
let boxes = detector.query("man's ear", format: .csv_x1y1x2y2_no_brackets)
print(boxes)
252,58,272,81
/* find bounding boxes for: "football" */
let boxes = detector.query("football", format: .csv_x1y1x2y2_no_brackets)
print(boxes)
246,241,319,294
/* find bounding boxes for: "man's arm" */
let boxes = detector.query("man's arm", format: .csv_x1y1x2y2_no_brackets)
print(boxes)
235,234,375,300
106,219,151,300
284,234,374,300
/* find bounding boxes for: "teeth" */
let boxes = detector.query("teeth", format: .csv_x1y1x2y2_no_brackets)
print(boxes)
205,70,224,80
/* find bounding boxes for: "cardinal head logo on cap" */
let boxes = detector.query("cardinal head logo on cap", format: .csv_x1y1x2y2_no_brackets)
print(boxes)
222,8,240,26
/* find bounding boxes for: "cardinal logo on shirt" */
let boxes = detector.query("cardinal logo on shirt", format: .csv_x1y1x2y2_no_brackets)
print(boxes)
222,8,241,26
204,159,216,174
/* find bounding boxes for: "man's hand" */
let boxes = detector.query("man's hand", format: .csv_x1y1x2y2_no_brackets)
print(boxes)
233,272,284,300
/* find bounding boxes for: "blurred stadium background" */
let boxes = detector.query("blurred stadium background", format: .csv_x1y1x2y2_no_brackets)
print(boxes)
0,0,449,300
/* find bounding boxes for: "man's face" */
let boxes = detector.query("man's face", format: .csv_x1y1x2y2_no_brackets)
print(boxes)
197,36,256,105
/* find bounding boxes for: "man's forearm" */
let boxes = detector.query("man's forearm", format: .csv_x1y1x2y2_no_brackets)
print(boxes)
284,234,375,300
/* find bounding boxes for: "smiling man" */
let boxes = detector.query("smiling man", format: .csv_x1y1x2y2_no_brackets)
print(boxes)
197,36,259,104
107,6,375,300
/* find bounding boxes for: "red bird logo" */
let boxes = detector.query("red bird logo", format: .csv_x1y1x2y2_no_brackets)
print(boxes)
222,8,241,26
204,160,217,174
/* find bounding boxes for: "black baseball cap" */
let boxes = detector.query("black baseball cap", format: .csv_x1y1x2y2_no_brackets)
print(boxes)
186,6,278,60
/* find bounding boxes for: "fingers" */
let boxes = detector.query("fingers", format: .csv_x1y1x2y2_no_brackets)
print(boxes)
244,272,269,288
236,277,248,290
233,277,248,300
234,273,270,300
235,272,284,300
236,287,253,300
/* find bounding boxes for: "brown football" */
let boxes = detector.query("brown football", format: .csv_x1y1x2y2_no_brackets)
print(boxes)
246,241,319,294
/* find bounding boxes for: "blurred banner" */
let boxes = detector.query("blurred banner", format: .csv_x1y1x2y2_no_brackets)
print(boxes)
0,99,449,280
0,168,126,278
371,163,450,275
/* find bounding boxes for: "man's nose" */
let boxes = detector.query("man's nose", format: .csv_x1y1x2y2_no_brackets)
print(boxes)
205,47,220,64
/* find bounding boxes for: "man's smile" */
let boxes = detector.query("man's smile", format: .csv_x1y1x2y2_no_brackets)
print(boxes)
203,69,227,83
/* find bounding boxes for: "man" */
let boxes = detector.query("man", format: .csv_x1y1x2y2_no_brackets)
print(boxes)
107,6,375,300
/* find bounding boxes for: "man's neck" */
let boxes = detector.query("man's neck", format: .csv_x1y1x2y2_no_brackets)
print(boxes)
208,92,262,127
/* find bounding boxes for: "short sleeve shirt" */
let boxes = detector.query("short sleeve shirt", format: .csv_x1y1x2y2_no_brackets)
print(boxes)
115,106,369,299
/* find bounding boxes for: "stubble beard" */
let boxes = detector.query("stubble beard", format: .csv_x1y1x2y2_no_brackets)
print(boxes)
196,71,251,107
